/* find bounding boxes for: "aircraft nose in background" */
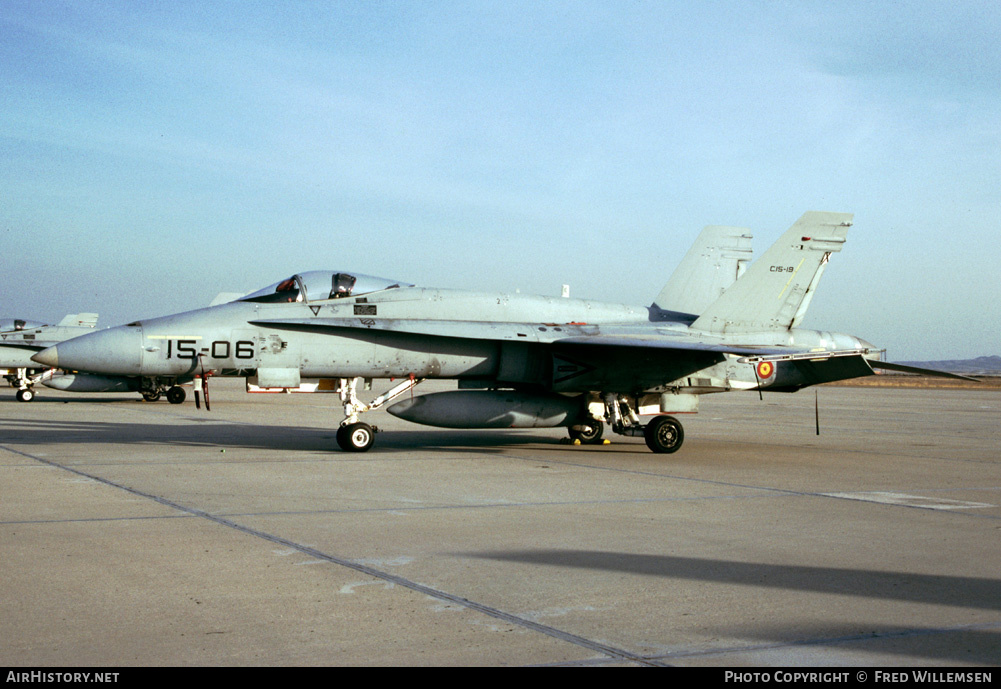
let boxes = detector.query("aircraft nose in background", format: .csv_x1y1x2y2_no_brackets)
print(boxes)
30,325,144,375
31,346,60,368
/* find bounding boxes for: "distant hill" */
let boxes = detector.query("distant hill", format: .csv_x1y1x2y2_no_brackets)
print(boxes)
898,355,1001,375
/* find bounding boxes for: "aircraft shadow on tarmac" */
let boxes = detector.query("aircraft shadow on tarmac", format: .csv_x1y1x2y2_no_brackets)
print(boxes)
720,623,1000,666
465,550,1001,612
464,549,1001,663
0,416,582,455
0,394,704,455
1,416,341,453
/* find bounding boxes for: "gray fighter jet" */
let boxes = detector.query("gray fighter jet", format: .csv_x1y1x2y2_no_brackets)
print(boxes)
31,212,970,452
12,293,254,404
1,314,98,401
22,224,751,411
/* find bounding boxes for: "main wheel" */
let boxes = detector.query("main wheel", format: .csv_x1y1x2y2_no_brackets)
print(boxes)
644,415,684,454
16,388,34,403
336,422,376,452
568,419,604,444
142,390,161,402
166,386,186,405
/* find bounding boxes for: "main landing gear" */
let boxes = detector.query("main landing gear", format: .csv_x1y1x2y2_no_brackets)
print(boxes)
567,417,604,444
140,379,187,404
335,376,424,452
643,415,684,454
567,393,685,454
331,378,684,454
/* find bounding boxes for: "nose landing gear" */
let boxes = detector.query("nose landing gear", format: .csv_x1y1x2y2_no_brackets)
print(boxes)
334,376,424,452
336,422,376,452
140,379,188,404
7,368,52,403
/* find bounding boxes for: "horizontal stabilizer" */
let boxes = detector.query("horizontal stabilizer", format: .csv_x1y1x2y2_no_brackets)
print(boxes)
869,360,980,382
737,348,877,365
770,354,878,389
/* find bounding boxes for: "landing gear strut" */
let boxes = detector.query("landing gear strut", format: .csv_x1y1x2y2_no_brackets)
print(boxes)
335,376,424,452
599,392,685,454
6,368,52,403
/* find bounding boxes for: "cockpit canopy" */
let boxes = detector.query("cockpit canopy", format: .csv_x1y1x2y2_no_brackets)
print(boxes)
0,318,46,332
240,271,412,304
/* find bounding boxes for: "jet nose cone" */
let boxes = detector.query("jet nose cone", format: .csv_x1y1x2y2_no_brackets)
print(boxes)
31,346,59,368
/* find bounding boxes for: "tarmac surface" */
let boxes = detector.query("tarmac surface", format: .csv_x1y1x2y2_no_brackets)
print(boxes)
1,378,999,667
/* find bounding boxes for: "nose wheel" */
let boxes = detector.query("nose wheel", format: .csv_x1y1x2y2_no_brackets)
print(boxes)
336,422,376,452
8,367,47,402
139,380,188,404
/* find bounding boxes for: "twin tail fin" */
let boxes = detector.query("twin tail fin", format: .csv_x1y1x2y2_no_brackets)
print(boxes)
690,212,852,334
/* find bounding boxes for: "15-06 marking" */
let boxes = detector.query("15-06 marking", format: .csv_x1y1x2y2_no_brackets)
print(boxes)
165,339,255,360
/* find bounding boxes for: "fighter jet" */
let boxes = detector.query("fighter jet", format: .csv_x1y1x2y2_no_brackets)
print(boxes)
1,314,98,401
31,212,971,452
1,313,191,403
23,225,751,411
10,293,255,404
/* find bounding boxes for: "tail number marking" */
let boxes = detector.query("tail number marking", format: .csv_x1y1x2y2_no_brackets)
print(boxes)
166,340,255,360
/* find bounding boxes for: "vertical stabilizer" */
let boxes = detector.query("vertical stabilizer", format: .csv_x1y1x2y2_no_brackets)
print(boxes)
690,212,852,334
57,313,99,327
653,226,753,316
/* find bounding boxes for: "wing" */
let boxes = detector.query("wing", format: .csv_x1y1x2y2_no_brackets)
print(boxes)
249,316,789,354
248,317,975,390
249,317,818,391
867,360,979,382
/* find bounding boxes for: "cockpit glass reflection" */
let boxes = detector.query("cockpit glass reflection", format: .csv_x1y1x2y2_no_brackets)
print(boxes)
0,318,46,332
240,271,411,304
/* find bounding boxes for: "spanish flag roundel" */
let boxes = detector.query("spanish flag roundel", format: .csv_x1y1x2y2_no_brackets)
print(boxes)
756,361,775,379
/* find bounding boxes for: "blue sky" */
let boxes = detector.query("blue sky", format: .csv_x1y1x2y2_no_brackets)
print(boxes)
2,1,998,360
